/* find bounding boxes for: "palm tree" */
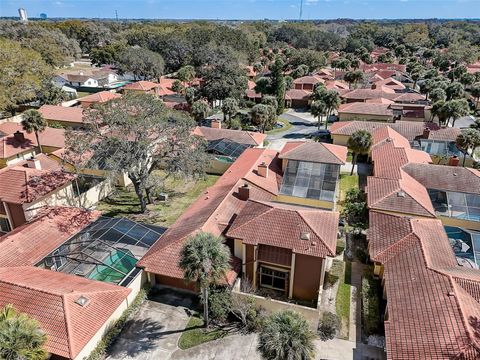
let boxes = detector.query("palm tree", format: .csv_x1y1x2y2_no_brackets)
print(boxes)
191,100,211,123
313,88,340,129
347,130,373,175
221,98,239,125
21,109,47,154
456,129,480,166
343,70,364,89
442,99,469,127
0,304,47,360
179,232,231,327
310,100,327,129
257,310,315,360
251,103,271,133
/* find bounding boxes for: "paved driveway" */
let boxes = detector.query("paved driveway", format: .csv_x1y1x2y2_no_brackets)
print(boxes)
107,288,197,360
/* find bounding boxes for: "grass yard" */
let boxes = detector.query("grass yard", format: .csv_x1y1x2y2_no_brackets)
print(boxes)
178,314,229,350
266,117,293,135
336,261,352,340
76,91,92,98
337,174,359,212
96,171,219,227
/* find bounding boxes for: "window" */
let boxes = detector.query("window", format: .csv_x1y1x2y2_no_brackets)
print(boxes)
259,266,288,292
0,217,11,233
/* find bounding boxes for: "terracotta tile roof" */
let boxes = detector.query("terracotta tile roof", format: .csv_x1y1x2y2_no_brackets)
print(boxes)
285,89,311,101
0,122,65,152
226,200,338,258
330,121,456,142
278,141,347,165
403,163,480,195
123,81,160,91
16,153,63,171
361,63,406,72
338,102,393,117
137,148,282,280
426,127,461,141
341,89,423,103
245,89,262,99
78,91,121,104
38,105,84,124
372,77,406,91
0,266,130,359
193,126,266,146
372,126,411,149
366,171,436,217
0,166,75,204
368,211,480,360
365,97,395,104
247,80,256,90
325,80,350,90
0,207,100,267
293,75,325,85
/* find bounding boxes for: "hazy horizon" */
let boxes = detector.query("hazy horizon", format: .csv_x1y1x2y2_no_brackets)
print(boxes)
1,0,479,21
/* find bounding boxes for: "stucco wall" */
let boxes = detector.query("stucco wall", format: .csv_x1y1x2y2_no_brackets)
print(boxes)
293,255,322,302
275,194,334,210
332,134,350,146
23,183,76,221
439,216,480,231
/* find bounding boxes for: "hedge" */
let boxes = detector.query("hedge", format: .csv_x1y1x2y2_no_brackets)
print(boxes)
361,269,382,336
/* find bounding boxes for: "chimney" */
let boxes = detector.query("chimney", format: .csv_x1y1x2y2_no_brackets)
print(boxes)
26,157,41,170
211,119,222,129
238,183,250,201
257,161,269,178
448,156,459,167
422,127,431,139
13,131,25,143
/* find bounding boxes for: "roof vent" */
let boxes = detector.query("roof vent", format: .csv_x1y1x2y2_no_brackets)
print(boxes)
300,232,310,241
447,291,455,297
397,191,406,198
453,173,457,177
311,241,317,247
74,296,90,307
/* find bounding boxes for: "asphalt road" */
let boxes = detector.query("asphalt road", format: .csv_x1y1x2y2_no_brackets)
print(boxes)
267,111,321,150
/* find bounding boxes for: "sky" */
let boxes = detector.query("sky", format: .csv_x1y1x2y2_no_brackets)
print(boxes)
0,0,479,20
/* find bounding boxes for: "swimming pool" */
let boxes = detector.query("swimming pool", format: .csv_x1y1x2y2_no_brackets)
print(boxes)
445,226,480,269
87,249,138,283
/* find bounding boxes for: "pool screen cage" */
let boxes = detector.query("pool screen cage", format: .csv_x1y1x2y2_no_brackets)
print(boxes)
36,217,164,286
207,138,252,159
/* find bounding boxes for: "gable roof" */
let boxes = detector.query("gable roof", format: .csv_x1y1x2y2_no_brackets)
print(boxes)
372,77,406,91
123,81,160,91
338,102,393,117
0,122,65,150
38,105,84,124
341,89,423,103
226,200,338,258
193,126,266,147
279,141,347,165
0,266,130,359
0,166,75,204
137,148,282,279
366,171,436,217
293,75,325,85
78,91,121,104
0,207,101,267
285,89,311,101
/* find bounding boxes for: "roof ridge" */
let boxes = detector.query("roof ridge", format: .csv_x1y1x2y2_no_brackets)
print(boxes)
61,294,75,358
296,210,335,256
0,272,67,297
227,201,274,238
371,218,415,262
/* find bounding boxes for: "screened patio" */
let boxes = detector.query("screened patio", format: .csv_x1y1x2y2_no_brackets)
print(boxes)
428,189,480,222
36,217,165,286
446,226,480,269
207,138,252,159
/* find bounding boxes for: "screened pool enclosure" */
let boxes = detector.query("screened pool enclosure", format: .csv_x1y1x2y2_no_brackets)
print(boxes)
428,189,480,222
279,160,340,202
37,217,165,286
446,226,480,269
207,139,252,159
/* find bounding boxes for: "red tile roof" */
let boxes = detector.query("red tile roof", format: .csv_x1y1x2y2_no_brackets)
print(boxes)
193,126,266,147
38,105,84,124
0,166,75,204
78,91,121,104
366,171,436,217
279,141,347,165
339,102,393,117
285,89,311,101
123,81,161,91
0,207,100,267
293,75,325,85
0,123,65,158
372,77,406,91
0,266,130,359
341,89,423,103
368,211,480,360
226,200,338,258
138,148,282,280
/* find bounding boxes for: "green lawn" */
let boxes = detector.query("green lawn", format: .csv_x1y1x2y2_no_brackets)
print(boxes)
96,171,219,227
337,174,359,212
76,91,92,98
336,261,352,340
178,314,229,350
266,117,293,135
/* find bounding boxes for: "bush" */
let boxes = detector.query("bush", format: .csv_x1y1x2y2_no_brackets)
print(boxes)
207,287,232,323
362,270,383,336
336,238,346,255
228,117,242,130
355,248,369,264
318,312,339,341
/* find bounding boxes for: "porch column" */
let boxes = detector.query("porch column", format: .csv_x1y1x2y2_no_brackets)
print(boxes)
253,245,258,288
317,258,327,301
242,244,246,275
288,253,296,299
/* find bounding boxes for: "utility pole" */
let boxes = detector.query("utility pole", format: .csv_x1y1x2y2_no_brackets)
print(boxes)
299,0,303,20
115,10,118,21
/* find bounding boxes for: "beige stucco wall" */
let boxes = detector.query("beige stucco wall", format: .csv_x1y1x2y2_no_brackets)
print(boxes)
275,194,335,210
23,183,76,221
439,216,480,231
2,150,37,168
338,113,393,122
76,179,113,209
332,134,349,146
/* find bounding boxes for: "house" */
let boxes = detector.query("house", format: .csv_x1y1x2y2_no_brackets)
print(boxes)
193,126,267,174
277,141,347,209
367,211,480,359
138,146,341,313
338,102,394,122
0,206,163,360
226,199,338,302
0,124,65,167
54,69,118,89
315,68,335,80
371,77,406,92
0,163,75,231
341,89,425,104
77,91,121,108
293,75,325,91
122,80,176,97
285,89,312,108
38,105,85,128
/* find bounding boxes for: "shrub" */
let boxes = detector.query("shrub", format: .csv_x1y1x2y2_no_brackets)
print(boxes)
318,312,339,341
336,238,346,255
228,117,242,130
207,286,232,323
362,270,383,336
325,259,344,287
